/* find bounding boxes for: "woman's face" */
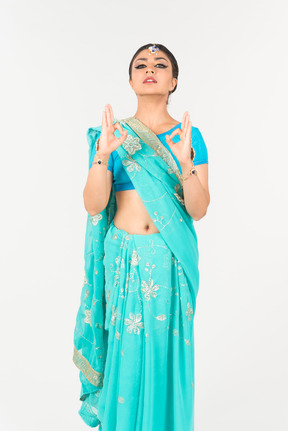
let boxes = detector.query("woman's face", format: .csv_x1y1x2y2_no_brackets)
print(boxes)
129,49,177,98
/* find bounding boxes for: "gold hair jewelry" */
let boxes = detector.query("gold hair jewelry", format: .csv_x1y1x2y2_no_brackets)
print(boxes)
92,137,109,167
148,44,159,55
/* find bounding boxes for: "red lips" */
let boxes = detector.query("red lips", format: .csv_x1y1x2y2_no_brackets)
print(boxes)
143,77,157,83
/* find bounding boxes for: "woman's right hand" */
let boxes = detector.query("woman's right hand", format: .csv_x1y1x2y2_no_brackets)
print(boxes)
97,104,128,156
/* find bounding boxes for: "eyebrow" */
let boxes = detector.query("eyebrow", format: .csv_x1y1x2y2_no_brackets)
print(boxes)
134,57,168,62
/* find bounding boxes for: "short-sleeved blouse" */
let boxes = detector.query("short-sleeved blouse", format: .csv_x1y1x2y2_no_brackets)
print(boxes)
89,123,208,192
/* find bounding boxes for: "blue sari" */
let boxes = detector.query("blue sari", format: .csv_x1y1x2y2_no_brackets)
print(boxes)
73,117,200,430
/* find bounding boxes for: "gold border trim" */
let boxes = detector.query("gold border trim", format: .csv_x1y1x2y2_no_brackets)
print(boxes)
121,116,183,185
73,346,103,387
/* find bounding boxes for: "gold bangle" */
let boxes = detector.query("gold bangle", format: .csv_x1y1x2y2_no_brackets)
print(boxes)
182,164,198,181
92,138,109,167
92,156,109,167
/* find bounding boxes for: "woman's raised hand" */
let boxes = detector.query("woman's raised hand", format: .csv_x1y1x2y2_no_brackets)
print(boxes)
97,104,128,156
165,111,193,165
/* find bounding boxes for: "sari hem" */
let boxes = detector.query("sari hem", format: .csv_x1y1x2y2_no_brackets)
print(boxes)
73,345,103,387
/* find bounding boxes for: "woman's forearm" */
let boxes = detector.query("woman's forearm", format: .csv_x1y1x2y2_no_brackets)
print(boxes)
83,152,111,216
180,161,209,221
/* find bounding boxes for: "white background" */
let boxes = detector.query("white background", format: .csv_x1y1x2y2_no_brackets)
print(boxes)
1,0,287,430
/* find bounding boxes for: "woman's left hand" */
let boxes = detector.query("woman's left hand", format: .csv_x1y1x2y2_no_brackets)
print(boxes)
165,111,193,165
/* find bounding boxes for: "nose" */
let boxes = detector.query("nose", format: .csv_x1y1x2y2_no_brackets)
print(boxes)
146,69,154,74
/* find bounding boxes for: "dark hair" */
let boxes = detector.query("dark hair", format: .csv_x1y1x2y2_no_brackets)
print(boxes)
128,43,179,105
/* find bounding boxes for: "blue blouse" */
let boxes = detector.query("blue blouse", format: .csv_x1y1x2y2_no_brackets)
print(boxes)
90,123,208,192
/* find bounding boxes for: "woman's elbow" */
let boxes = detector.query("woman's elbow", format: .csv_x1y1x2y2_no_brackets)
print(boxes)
193,206,208,221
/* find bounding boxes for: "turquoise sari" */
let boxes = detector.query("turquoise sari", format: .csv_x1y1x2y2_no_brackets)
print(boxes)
73,117,200,430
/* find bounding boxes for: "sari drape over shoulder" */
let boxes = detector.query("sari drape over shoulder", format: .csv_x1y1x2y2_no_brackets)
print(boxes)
72,117,200,428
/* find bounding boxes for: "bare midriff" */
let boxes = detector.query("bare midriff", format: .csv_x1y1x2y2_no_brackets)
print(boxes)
113,189,160,235
112,120,181,235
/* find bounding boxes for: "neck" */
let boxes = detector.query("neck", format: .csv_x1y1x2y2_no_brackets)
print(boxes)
133,96,176,130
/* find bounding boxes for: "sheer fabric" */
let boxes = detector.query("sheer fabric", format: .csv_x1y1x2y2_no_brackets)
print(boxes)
88,122,208,191
72,117,207,429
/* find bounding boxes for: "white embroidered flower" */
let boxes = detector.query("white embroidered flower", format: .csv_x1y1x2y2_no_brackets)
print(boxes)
125,273,130,290
83,272,88,287
172,257,178,267
114,266,121,281
130,250,141,266
124,312,144,335
141,278,159,301
111,305,118,326
156,314,167,321
84,309,92,326
123,135,142,155
122,157,141,173
186,302,193,321
84,289,89,299
90,213,102,226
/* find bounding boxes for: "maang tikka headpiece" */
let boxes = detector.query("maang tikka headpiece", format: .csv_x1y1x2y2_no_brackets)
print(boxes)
148,44,159,55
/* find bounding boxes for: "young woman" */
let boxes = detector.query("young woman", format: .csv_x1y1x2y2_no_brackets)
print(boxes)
73,43,210,431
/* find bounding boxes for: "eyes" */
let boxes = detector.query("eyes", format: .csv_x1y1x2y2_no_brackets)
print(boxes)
135,64,168,69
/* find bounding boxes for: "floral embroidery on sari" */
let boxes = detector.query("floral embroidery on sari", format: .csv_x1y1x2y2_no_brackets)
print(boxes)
73,117,200,428
124,312,144,334
120,117,183,185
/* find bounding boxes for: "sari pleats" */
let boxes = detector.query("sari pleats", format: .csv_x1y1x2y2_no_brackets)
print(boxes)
94,220,194,431
73,117,199,430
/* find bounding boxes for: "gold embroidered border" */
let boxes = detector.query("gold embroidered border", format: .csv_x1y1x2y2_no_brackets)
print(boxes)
121,116,183,186
73,345,103,387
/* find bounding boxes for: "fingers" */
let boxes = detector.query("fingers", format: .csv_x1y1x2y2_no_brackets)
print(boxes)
106,104,114,126
119,130,128,144
182,111,188,132
106,104,126,138
102,106,108,129
107,104,114,120
104,105,111,128
113,131,127,148
114,123,128,144
107,119,126,144
189,120,192,136
183,111,189,135
102,104,114,130
165,134,172,144
170,112,189,140
183,112,192,142
102,104,127,145
113,121,124,136
170,128,182,139
169,112,192,145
